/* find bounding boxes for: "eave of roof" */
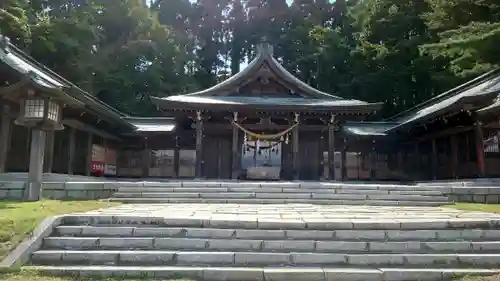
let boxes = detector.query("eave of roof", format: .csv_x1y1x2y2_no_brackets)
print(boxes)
0,35,135,130
153,95,383,113
387,70,500,132
343,121,398,136
387,68,500,121
122,116,176,132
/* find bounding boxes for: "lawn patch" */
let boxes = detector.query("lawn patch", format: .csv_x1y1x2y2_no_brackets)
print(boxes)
0,200,119,261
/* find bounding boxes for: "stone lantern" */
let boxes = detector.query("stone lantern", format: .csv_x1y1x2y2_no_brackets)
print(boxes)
15,89,64,201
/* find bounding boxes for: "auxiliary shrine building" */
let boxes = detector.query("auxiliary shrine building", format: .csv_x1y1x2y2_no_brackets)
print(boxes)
1,34,500,185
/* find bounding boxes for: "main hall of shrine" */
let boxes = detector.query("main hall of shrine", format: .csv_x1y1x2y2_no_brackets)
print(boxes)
1,34,500,185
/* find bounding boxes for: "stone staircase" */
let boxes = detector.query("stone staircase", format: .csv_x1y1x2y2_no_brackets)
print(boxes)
109,181,452,206
26,204,500,280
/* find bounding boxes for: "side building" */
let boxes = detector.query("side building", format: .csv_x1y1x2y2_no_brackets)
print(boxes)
0,34,499,186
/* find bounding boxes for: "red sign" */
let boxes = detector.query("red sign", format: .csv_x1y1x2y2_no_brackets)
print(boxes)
92,161,105,175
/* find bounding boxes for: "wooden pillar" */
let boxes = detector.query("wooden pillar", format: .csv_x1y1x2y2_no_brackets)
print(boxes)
475,121,485,177
0,105,11,172
85,133,93,176
431,138,437,180
414,142,420,169
174,136,180,178
341,137,347,181
231,112,239,179
327,114,336,181
292,113,300,180
43,131,55,173
369,140,376,180
195,111,203,178
141,137,151,178
67,127,76,175
450,134,458,179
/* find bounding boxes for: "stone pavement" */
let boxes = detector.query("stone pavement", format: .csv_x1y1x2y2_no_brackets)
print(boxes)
80,203,500,224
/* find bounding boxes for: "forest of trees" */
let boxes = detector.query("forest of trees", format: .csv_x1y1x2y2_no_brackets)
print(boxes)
1,0,499,117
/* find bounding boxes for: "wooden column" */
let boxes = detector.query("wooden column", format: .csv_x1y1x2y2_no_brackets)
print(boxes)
369,140,376,180
85,133,93,176
141,137,151,178
174,136,180,178
195,111,203,178
450,134,458,179
292,113,300,180
414,142,420,170
67,127,76,175
327,114,336,181
231,112,239,179
475,121,485,177
431,138,437,180
0,105,11,172
341,137,347,181
43,131,55,173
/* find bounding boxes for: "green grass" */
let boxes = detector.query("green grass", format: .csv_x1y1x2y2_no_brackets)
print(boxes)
0,200,120,261
457,275,500,281
0,270,192,281
446,203,500,213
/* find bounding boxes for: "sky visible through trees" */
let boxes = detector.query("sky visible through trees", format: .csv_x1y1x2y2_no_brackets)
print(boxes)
0,0,499,117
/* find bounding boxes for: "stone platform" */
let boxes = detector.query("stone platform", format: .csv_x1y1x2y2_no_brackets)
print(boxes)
24,204,500,280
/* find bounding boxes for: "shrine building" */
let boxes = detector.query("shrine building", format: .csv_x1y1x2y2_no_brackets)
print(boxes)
1,34,500,188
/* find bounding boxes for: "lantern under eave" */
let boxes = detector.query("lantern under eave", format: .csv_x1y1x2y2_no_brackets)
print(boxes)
14,91,64,131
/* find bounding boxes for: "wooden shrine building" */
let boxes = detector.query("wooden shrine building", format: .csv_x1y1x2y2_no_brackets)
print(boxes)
149,42,382,180
1,33,500,186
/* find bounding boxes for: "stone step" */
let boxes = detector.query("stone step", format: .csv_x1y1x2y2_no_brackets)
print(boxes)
54,225,500,241
42,236,500,253
116,187,444,197
112,192,448,202
25,265,500,281
122,182,441,192
107,197,450,206
31,249,500,267
62,215,499,230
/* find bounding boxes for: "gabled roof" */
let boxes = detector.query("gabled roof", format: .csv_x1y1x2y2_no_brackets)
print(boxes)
181,42,343,99
386,69,500,132
152,42,382,113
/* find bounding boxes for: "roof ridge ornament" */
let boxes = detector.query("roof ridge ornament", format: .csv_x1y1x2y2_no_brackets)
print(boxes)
256,36,273,57
0,35,10,52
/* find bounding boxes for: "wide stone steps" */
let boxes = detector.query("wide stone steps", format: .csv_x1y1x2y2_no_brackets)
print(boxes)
27,204,500,280
25,265,499,281
110,182,451,206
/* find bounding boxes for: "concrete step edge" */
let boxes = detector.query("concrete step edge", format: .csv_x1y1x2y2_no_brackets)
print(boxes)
30,250,500,268
24,265,500,281
42,237,500,253
54,226,500,241
107,198,451,206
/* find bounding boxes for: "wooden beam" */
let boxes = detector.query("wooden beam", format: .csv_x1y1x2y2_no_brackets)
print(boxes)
62,119,122,141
